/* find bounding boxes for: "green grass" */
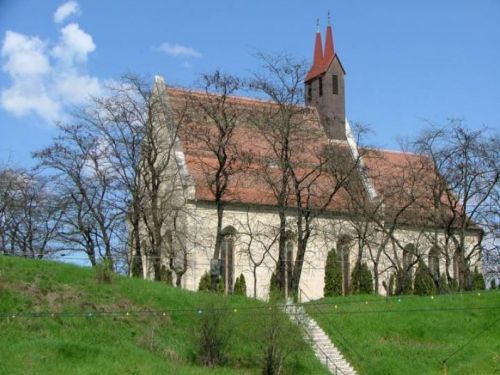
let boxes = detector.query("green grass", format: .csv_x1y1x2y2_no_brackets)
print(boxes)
0,256,328,375
305,292,500,375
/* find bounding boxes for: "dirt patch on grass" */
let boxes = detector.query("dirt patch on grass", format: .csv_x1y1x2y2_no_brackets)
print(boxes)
4,281,82,311
2,281,141,314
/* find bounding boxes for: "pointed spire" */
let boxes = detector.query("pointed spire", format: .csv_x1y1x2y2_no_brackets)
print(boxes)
312,19,324,68
324,12,335,63
305,18,329,82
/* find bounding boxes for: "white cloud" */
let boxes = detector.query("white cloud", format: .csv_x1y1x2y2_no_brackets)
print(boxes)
155,42,202,58
1,31,51,76
54,1,80,24
52,23,95,64
1,81,61,121
0,9,101,123
54,72,101,104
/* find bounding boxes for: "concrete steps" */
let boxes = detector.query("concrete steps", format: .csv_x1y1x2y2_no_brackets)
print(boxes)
285,303,358,375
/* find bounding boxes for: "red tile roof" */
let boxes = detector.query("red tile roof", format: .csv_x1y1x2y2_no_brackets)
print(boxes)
363,148,468,227
166,87,469,228
167,88,353,211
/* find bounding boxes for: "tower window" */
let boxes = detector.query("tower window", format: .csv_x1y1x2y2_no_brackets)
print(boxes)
332,75,338,95
307,83,312,102
319,77,323,97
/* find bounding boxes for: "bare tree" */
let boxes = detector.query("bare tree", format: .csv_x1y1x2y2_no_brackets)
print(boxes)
133,76,191,282
34,120,124,266
480,177,499,284
247,53,309,298
80,75,150,274
31,74,193,281
0,167,64,258
413,120,499,290
358,148,431,294
180,71,244,293
237,210,280,298
248,53,366,297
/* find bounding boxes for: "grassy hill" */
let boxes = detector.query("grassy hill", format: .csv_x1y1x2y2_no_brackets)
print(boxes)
0,256,328,375
305,292,500,375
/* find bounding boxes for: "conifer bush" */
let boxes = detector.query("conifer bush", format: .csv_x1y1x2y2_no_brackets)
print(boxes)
198,272,225,293
472,267,485,290
439,272,449,293
233,274,247,296
351,262,373,294
413,262,436,295
395,269,413,295
449,278,459,292
324,249,342,297
130,252,143,278
198,272,211,291
269,273,280,300
490,279,496,290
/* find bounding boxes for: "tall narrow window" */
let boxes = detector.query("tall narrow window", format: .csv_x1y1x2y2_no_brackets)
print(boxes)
318,77,323,97
403,244,415,272
453,250,460,280
403,244,415,286
428,246,440,279
332,74,338,95
337,235,351,295
307,83,312,102
221,226,236,293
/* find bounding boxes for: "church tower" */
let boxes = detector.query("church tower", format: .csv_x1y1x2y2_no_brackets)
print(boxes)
304,18,346,140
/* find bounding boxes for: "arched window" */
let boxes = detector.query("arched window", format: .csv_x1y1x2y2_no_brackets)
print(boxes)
221,226,236,293
428,245,440,278
337,235,351,295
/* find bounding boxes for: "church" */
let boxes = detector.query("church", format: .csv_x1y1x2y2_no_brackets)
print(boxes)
136,21,482,301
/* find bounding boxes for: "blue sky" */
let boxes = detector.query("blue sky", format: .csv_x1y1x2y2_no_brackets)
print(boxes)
1,0,499,167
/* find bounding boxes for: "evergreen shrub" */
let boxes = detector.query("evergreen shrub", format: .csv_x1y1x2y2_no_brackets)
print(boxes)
414,262,436,296
324,249,342,297
472,267,485,290
351,262,373,294
233,274,247,296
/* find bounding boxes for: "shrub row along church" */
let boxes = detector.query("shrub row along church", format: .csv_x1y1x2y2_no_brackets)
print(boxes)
134,21,481,300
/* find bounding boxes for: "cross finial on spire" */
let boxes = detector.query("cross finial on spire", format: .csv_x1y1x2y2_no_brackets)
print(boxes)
327,10,331,25
316,18,320,32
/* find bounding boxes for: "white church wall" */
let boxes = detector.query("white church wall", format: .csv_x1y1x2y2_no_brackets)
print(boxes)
132,190,482,301
179,202,478,300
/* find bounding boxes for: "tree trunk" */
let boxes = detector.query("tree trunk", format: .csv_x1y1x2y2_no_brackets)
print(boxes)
253,267,258,298
276,212,287,295
373,262,379,293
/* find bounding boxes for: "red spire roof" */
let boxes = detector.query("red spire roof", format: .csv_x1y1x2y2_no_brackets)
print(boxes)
324,24,334,65
305,31,325,82
313,31,324,68
305,20,342,83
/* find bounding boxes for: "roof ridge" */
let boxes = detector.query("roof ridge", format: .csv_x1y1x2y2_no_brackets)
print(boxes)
363,147,419,156
166,86,309,109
